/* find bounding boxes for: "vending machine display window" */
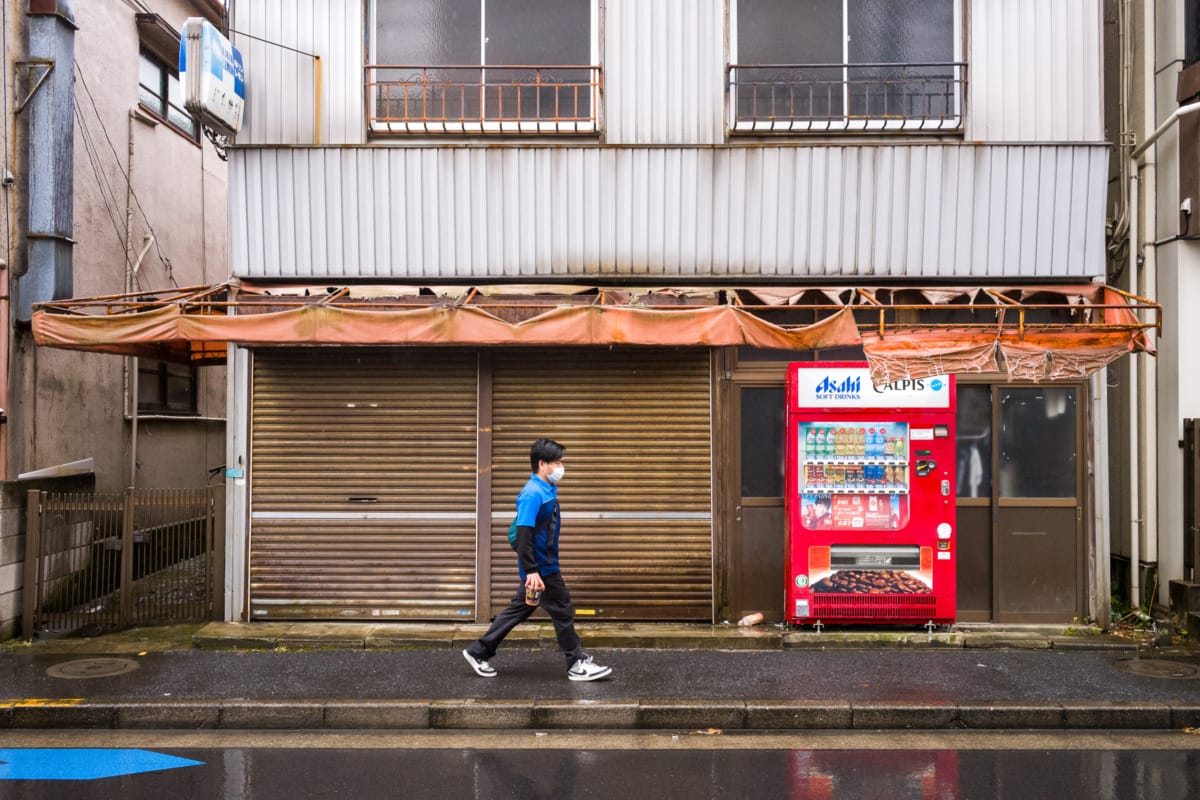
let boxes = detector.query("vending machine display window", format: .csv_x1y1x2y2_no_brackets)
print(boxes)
797,421,910,531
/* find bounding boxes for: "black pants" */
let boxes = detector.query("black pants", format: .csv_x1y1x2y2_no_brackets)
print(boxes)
467,571,585,669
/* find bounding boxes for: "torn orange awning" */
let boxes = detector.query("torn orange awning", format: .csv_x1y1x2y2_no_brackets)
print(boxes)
30,281,1158,383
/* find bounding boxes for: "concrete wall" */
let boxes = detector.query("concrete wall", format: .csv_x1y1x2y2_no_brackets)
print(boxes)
0,474,95,640
4,0,227,494
1,0,228,636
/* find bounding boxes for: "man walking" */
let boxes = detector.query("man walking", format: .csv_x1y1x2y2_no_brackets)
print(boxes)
464,438,612,681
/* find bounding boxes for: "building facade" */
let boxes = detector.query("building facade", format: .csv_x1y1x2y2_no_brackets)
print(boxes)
1104,0,1200,627
0,0,228,638
176,0,1143,628
28,1,1155,628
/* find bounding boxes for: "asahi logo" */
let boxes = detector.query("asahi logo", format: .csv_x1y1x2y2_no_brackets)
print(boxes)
814,375,861,399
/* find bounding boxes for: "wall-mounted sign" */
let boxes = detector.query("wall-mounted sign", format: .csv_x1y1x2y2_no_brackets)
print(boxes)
180,18,244,137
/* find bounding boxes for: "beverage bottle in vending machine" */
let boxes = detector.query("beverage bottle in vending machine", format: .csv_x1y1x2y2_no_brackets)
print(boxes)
828,428,839,458
894,434,905,458
882,431,894,457
805,426,815,455
856,427,866,457
815,427,826,456
838,428,848,458
867,428,877,458
877,428,888,457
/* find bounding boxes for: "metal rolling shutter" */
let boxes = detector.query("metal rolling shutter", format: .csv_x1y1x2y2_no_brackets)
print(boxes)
489,349,713,620
250,348,478,620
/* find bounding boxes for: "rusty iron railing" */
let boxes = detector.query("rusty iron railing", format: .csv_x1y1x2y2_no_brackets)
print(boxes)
728,62,967,132
366,64,601,133
21,487,222,639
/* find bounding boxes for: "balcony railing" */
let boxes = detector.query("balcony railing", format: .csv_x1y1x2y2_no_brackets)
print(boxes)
366,64,602,134
728,62,967,133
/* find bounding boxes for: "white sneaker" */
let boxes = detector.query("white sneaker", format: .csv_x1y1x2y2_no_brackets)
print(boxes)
463,648,497,678
567,655,612,682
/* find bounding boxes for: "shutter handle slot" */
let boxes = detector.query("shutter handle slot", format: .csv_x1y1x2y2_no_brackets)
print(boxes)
348,497,379,503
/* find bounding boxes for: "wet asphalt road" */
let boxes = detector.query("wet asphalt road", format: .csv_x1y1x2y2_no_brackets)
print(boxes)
4,648,1200,704
1,731,1198,799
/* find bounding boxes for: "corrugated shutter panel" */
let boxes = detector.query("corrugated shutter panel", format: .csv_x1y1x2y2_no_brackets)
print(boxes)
250,348,478,620
490,348,713,620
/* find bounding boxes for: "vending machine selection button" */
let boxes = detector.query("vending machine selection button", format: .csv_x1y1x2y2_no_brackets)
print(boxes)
936,522,952,540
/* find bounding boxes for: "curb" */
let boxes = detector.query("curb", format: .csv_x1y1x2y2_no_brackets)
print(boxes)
190,623,1138,654
3,699,1197,731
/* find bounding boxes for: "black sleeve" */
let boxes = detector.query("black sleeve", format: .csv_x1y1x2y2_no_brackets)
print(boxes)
515,525,539,575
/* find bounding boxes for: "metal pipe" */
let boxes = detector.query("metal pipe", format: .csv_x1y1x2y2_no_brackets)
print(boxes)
1128,164,1140,610
313,55,322,145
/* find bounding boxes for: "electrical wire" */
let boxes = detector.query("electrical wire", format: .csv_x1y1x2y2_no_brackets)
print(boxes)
73,60,178,287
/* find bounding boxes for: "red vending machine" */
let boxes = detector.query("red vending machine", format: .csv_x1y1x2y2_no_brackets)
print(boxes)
785,363,956,626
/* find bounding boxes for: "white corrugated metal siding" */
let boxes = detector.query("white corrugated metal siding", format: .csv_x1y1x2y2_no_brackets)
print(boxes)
229,143,1108,280
231,0,363,145
604,0,725,145
967,0,1104,142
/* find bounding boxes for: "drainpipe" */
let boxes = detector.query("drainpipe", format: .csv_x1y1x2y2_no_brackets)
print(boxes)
16,0,76,321
1128,163,1140,611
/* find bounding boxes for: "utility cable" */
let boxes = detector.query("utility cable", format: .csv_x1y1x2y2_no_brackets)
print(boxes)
73,60,178,287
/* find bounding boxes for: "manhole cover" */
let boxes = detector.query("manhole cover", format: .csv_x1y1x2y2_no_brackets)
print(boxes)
1115,659,1200,680
46,657,140,679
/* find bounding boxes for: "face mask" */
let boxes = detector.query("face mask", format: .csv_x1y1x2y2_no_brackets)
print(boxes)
547,465,565,483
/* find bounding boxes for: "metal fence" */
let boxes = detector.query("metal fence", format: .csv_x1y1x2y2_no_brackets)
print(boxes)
21,487,221,640
1186,420,1199,582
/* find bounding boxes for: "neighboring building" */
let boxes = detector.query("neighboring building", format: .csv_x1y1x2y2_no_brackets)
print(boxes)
1104,0,1200,628
0,0,228,638
32,1,1155,628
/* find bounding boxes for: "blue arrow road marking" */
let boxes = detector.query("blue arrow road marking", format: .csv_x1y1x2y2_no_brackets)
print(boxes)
0,749,204,781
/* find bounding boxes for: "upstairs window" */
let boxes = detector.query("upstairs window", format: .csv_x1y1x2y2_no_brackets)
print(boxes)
138,50,198,139
730,0,964,133
367,0,600,134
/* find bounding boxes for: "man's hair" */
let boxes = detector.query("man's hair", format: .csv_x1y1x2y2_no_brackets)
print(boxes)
530,438,566,471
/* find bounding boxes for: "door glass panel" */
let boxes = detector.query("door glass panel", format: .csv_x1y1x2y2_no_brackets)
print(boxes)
956,385,991,498
741,387,785,497
998,388,1077,498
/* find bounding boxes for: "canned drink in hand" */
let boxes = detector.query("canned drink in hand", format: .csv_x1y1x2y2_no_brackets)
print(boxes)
525,586,542,606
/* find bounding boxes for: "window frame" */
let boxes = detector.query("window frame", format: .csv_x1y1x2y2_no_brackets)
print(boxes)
137,358,199,416
365,0,602,135
137,48,200,142
728,0,965,134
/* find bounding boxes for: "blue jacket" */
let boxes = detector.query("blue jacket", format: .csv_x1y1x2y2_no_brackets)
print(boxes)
514,474,561,578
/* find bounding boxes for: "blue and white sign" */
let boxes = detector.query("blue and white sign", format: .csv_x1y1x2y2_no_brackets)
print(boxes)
793,366,951,410
180,18,245,137
0,749,204,781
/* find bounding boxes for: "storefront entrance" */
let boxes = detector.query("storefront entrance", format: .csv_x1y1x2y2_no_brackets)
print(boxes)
956,383,1086,622
247,346,714,622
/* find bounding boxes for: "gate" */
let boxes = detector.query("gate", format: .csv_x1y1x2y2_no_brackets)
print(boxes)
21,487,221,639
1186,419,1200,581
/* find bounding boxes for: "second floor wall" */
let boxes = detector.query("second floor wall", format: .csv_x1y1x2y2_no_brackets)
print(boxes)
230,142,1106,280
231,0,1105,147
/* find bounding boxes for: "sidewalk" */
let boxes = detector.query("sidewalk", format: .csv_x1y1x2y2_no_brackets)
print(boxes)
2,622,1197,732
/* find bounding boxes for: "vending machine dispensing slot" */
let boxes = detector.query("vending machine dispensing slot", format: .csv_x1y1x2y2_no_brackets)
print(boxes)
785,363,956,626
